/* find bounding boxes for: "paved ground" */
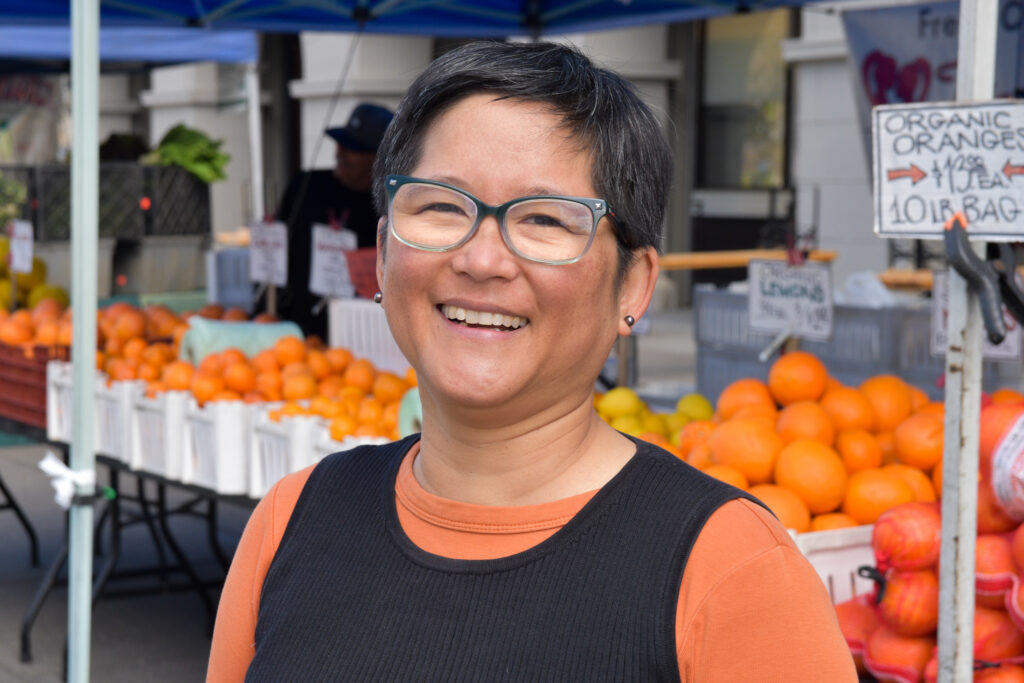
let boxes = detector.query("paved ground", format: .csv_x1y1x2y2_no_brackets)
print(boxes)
0,307,696,682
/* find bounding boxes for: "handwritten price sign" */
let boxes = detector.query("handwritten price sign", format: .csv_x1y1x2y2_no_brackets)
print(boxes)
873,100,1024,240
309,223,358,298
748,260,833,341
7,219,32,274
249,221,288,287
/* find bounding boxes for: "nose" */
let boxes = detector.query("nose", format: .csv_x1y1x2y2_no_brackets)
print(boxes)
450,215,518,281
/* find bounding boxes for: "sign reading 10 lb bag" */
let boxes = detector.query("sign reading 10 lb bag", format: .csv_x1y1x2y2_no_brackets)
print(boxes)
747,259,834,341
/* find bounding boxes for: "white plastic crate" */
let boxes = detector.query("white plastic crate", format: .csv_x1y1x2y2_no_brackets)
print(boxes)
129,390,190,479
94,379,146,462
249,411,323,499
45,360,74,443
182,399,251,494
794,525,875,604
328,298,409,374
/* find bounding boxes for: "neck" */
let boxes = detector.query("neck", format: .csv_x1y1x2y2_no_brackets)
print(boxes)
413,395,636,507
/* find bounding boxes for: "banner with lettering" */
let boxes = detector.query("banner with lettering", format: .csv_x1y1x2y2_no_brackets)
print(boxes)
841,0,1022,159
0,75,64,164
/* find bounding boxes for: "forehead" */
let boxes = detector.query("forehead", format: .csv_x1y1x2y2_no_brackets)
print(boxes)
414,94,594,196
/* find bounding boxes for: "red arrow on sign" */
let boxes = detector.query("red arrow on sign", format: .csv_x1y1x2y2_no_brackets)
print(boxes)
887,164,927,184
1004,160,1024,179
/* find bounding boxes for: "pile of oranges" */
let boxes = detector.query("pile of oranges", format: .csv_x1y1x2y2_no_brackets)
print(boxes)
0,298,73,347
674,350,997,534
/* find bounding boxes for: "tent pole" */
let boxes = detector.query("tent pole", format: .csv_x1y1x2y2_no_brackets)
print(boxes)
246,60,265,224
69,0,99,681
936,1,998,681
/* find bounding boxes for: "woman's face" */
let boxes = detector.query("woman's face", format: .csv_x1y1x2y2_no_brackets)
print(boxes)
378,94,654,422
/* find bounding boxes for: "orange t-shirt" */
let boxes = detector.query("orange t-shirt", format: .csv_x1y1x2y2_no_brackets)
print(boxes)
207,445,857,682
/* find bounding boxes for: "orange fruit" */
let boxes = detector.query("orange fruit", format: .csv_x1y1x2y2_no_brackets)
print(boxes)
161,360,195,391
883,464,936,503
707,417,784,485
57,320,73,346
251,349,279,374
95,350,106,371
137,362,161,382
0,319,33,345
145,380,166,399
343,358,377,394
893,413,943,470
859,375,914,432
810,512,860,531
353,423,384,438
715,378,776,421
141,343,174,367
931,459,943,495
306,334,326,351
34,320,59,345
223,362,257,394
282,361,314,380
842,469,916,524
748,484,811,533
121,336,147,361
915,402,944,420
329,414,359,441
381,402,401,433
221,307,248,321
273,335,306,366
636,432,679,456
372,372,409,404
908,385,930,411
108,358,139,381
773,439,848,514
317,375,344,398
356,396,384,424
306,350,332,381
253,312,279,323
835,429,883,473
685,441,713,470
198,303,224,319
875,431,897,465
31,299,63,326
242,390,267,404
702,464,749,490
730,403,778,424
112,308,146,342
256,370,283,401
775,400,836,446
767,351,828,406
282,373,317,401
198,352,225,376
324,347,354,374
980,403,1024,480
824,376,845,394
405,367,418,387
991,388,1024,405
191,373,225,405
209,389,242,402
220,347,248,367
820,386,875,432
674,420,716,456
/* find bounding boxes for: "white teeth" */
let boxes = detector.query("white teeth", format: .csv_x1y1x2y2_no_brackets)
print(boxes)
441,304,528,329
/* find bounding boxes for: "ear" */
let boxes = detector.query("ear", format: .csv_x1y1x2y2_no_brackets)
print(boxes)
618,247,659,336
375,216,387,294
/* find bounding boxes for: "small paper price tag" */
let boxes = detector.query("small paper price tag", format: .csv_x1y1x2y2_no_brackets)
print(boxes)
930,269,1022,360
748,259,833,341
309,223,358,298
248,221,288,287
8,219,33,274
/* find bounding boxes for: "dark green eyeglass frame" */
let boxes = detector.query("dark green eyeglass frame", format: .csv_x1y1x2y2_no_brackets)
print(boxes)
384,174,616,265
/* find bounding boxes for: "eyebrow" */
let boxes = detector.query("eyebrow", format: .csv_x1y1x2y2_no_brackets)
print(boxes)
426,175,565,198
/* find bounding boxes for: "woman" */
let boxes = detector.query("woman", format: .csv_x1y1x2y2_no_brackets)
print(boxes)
208,41,856,682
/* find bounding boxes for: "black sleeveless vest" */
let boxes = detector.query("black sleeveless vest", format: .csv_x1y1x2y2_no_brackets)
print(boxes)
246,436,756,682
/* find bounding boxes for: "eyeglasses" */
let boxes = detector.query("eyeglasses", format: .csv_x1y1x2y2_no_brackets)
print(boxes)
384,174,615,265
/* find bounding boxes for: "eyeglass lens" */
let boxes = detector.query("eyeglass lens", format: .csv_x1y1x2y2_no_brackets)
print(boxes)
390,182,594,262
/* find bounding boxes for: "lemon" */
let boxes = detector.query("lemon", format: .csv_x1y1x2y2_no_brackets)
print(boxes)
664,412,691,436
15,256,46,293
609,414,645,436
641,412,669,437
27,283,69,309
597,386,644,418
0,278,11,310
676,393,714,421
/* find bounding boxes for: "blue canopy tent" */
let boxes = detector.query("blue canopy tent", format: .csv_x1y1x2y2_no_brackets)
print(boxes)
2,2,838,681
2,0,814,36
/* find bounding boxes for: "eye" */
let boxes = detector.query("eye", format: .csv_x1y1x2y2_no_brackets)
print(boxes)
419,201,469,215
520,212,567,228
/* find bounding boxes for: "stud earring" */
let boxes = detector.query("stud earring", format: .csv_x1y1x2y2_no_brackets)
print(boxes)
624,315,635,327
373,292,383,304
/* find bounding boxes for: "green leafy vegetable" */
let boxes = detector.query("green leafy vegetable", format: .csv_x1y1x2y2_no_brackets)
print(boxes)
142,124,230,184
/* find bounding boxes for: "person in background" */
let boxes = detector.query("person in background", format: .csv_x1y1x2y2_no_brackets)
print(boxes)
269,102,393,339
209,42,856,682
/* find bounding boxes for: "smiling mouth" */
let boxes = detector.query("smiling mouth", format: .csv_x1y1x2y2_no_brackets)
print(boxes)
439,304,529,331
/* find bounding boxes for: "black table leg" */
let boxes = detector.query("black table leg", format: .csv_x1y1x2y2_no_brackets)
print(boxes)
206,499,231,574
0,469,39,566
91,469,121,602
135,476,169,587
20,539,67,663
157,483,214,631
